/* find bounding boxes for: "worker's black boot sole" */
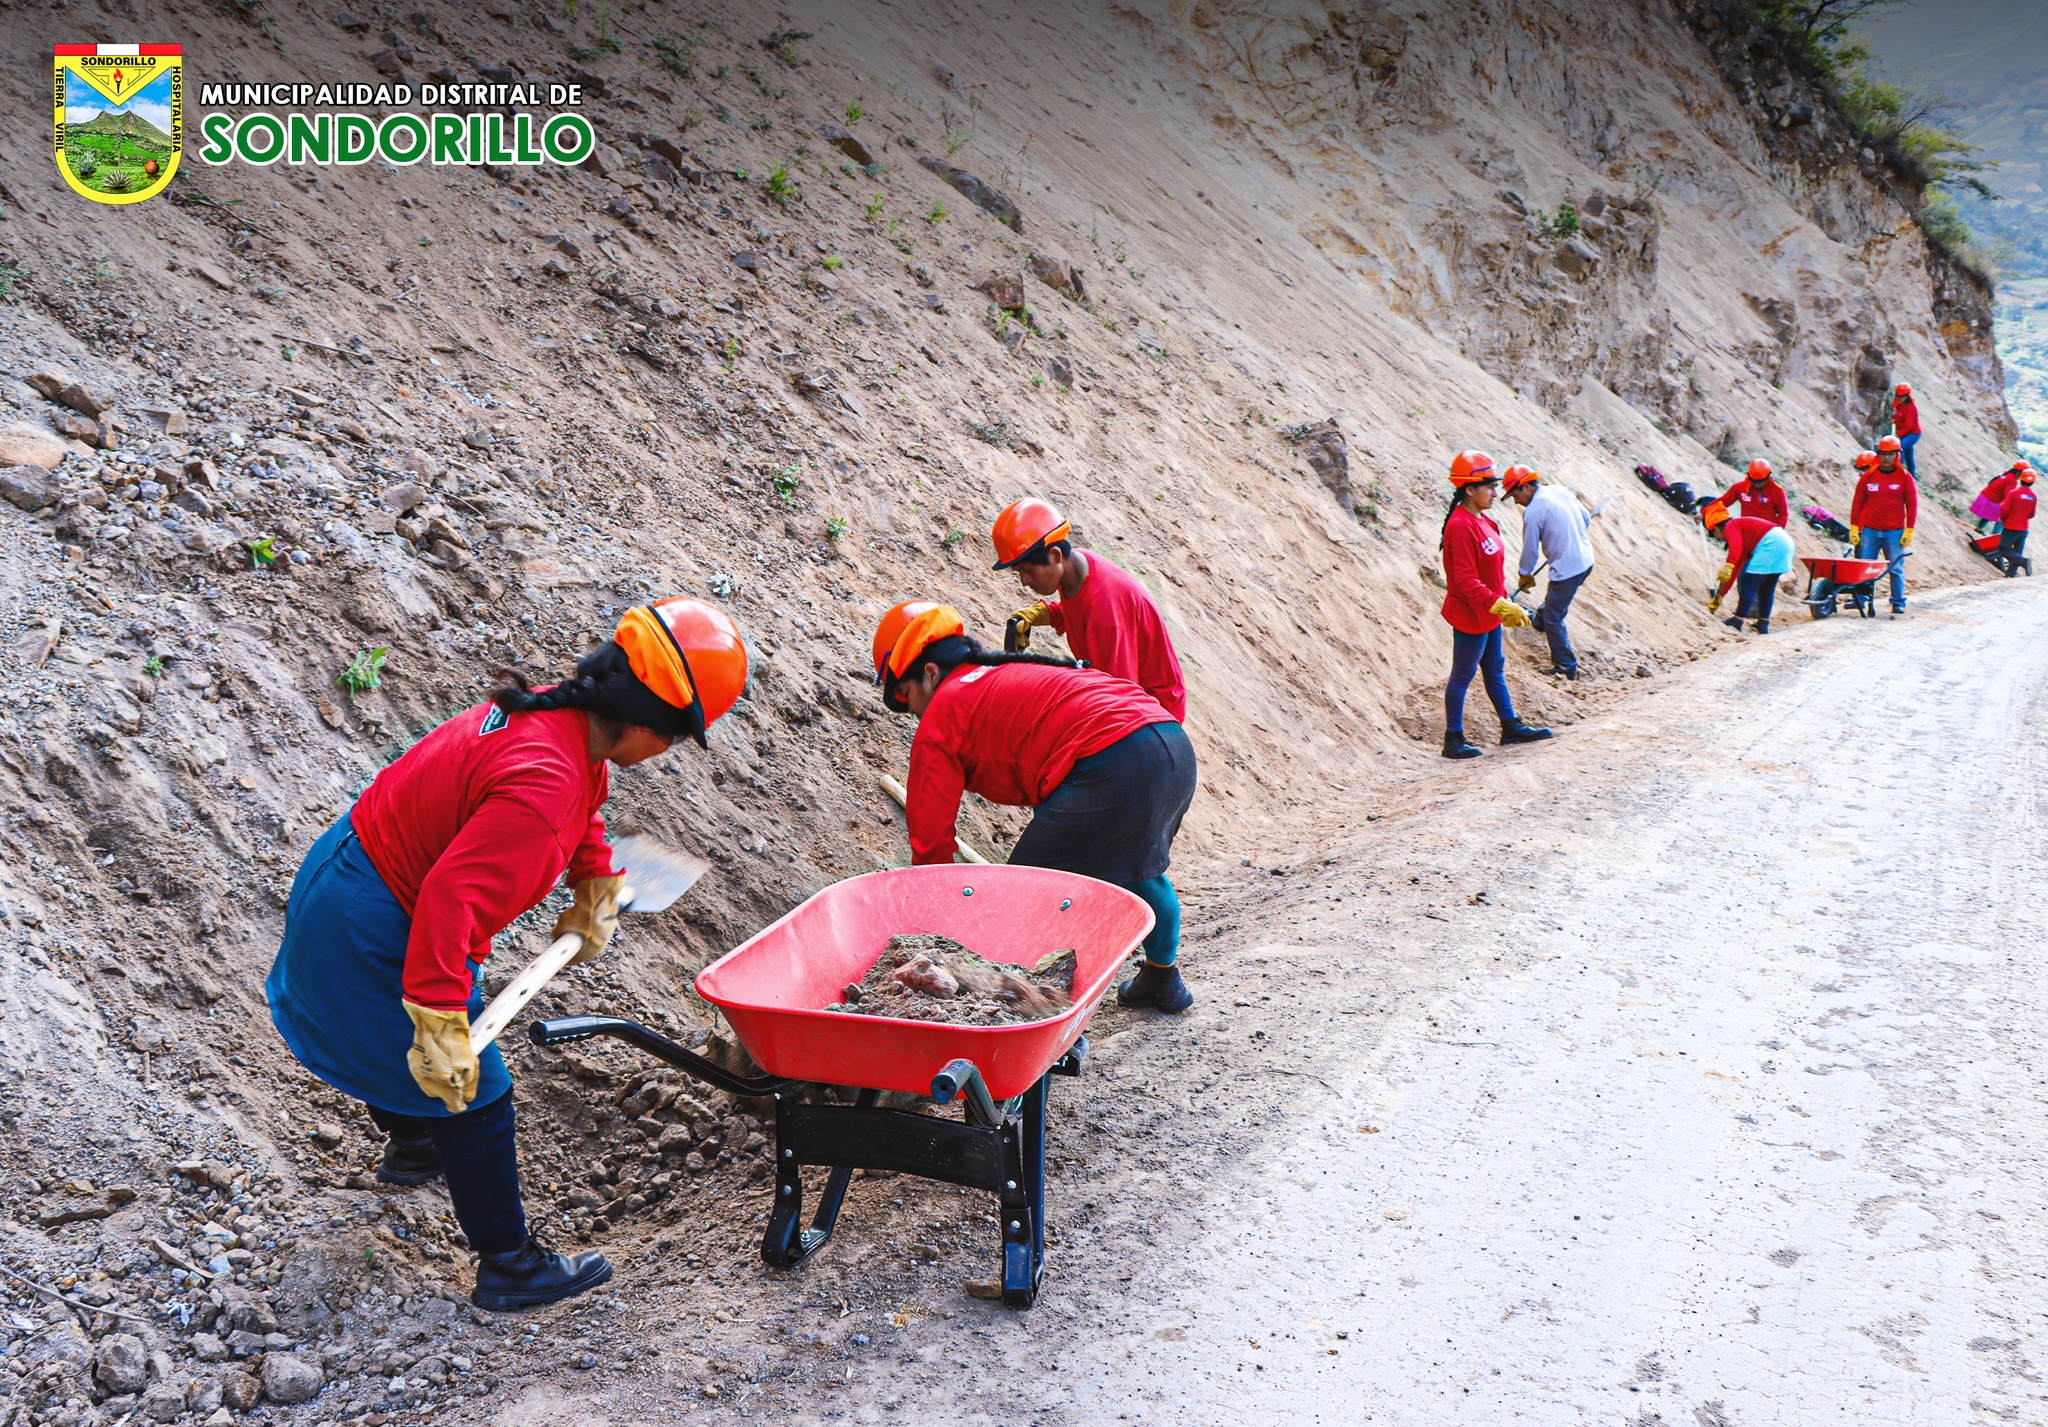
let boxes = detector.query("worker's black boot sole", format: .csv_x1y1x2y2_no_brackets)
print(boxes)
377,1136,444,1187
472,1242,613,1312
1118,962,1194,1013
1441,733,1483,760
1499,721,1553,746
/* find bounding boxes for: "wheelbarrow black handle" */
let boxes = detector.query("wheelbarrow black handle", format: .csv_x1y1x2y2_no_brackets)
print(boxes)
930,1058,1001,1127
530,1016,797,1097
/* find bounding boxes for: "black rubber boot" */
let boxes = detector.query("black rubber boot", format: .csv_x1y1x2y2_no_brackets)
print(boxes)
1441,730,1483,760
1117,961,1194,1013
377,1132,444,1187
1723,616,1744,631
1752,619,1770,634
471,1237,613,1313
1499,719,1554,746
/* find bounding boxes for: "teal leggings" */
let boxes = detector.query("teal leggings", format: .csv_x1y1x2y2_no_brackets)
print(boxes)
1118,874,1182,966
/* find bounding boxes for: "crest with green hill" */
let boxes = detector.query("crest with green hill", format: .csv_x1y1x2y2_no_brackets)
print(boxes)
65,107,173,194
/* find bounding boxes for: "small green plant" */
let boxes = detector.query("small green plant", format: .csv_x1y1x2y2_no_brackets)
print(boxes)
711,64,729,79
864,192,885,221
946,127,973,157
1534,202,1581,241
825,515,849,540
924,198,947,225
653,38,695,78
338,647,389,693
942,525,963,549
1031,373,1046,390
568,35,621,59
143,655,165,679
771,466,801,502
822,254,844,270
723,336,739,373
765,161,795,206
245,535,277,566
760,28,813,63
844,97,866,125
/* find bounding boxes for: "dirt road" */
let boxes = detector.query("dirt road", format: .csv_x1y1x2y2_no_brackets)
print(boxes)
483,578,2048,1425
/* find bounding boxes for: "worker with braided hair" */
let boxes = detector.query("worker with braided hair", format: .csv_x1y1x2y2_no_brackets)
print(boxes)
267,599,747,1311
1440,451,1553,760
874,601,1199,1013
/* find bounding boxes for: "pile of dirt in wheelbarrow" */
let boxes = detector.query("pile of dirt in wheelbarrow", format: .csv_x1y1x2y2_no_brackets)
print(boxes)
827,935,1079,1025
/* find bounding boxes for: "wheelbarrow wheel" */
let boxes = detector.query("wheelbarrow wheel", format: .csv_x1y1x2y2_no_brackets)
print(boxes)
1809,579,1836,619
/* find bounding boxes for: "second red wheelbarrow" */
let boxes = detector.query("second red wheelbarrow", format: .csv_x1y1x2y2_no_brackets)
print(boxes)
1800,554,1892,619
532,864,1154,1307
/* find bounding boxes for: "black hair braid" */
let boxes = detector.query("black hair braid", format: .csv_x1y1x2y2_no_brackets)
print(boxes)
490,640,696,739
1439,492,1467,550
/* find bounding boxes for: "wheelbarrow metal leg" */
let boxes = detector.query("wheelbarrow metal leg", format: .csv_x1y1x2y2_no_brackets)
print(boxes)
762,1088,879,1268
1001,1074,1050,1307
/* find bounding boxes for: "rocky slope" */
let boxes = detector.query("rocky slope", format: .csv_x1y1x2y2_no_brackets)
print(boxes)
0,0,2019,1423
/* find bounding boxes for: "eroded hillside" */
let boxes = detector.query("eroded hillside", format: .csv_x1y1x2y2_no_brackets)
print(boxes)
0,0,2018,1420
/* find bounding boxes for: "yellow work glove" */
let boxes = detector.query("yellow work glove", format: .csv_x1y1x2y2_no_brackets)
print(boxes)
1515,573,1537,594
1847,525,1860,547
1901,527,1915,551
552,873,626,966
1715,562,1734,588
1490,598,1532,630
403,1001,479,1113
1707,590,1723,614
1003,600,1052,654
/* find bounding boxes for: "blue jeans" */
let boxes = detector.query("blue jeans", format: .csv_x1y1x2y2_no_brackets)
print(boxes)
1446,627,1516,734
1899,432,1919,476
1855,527,1907,609
367,1091,528,1255
1532,568,1590,673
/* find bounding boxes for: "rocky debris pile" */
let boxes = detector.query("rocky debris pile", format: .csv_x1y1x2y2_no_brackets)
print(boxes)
829,934,1076,1025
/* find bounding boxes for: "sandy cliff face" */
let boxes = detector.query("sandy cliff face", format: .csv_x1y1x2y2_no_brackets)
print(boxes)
0,0,2018,1395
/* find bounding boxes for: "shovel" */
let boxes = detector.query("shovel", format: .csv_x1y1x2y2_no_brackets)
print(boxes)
468,833,709,1052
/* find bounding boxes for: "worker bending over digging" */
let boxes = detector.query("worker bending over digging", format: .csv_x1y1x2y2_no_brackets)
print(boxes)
1850,436,1918,616
1702,503,1795,634
1717,458,1790,529
1972,458,2031,533
267,599,748,1310
1440,451,1553,760
1999,469,2036,572
873,601,1199,1013
993,496,1188,721
1503,464,1595,681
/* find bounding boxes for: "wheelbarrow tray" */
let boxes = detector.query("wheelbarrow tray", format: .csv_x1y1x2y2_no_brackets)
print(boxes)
696,865,1154,1100
1801,556,1889,583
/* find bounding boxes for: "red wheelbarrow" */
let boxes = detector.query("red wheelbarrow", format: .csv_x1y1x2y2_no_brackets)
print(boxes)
532,865,1154,1308
1800,554,1892,619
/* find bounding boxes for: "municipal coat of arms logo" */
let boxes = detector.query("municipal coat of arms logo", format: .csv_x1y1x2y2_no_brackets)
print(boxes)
54,44,182,205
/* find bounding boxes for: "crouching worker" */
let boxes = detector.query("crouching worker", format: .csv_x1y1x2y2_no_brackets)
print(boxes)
1999,469,2037,573
992,497,1188,722
267,599,748,1310
1441,451,1552,760
1702,504,1795,633
874,601,1199,1013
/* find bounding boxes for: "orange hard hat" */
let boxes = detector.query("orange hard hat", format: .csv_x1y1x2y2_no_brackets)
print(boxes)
990,498,1072,570
1747,458,1772,481
1698,499,1730,534
1449,450,1499,486
2023,471,2038,486
1895,383,1912,397
1501,463,1540,493
1854,450,1878,470
872,600,967,711
612,596,748,747
872,599,943,680
1877,435,1903,453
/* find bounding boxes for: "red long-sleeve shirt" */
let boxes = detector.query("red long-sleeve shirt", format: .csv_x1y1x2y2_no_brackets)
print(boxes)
1850,468,1918,532
1981,468,2024,506
352,702,615,1008
905,663,1170,865
2001,485,2036,532
1716,477,1789,529
1044,551,1187,721
1892,397,1921,437
1716,516,1775,598
1440,504,1507,635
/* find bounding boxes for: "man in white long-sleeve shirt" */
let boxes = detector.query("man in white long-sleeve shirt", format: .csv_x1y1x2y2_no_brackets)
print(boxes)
1502,465,1595,680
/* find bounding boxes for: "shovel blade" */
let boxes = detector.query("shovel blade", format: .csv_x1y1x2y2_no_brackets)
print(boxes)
613,833,709,914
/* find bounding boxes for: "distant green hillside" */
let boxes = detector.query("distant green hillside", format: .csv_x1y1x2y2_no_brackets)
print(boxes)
1861,0,2048,277
68,108,172,146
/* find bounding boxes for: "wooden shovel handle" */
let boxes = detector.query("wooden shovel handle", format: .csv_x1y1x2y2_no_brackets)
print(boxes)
469,930,588,1053
877,774,990,864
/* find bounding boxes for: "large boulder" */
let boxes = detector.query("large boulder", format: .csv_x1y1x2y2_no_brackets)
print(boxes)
918,158,1022,232
92,1332,149,1394
260,1352,325,1405
0,422,68,469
